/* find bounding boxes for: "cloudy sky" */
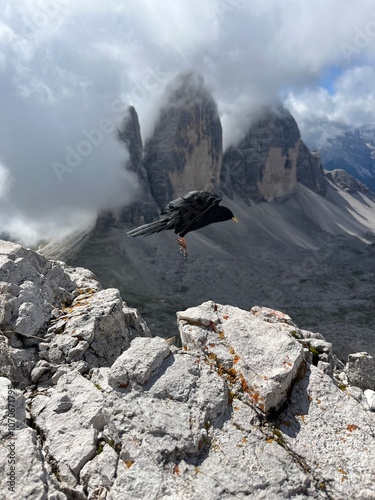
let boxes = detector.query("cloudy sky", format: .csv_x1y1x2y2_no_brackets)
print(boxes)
1,0,375,244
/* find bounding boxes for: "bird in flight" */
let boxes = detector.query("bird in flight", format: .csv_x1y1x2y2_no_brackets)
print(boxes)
127,191,238,257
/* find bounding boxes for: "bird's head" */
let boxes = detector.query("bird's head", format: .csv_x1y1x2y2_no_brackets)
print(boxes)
219,206,238,223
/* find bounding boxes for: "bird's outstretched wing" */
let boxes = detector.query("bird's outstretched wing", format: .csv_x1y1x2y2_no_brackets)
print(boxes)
160,191,222,235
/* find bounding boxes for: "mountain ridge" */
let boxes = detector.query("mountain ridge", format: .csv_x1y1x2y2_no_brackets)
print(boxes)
319,125,375,191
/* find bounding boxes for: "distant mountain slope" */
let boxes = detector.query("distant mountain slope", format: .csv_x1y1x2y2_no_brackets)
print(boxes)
42,179,375,360
319,126,375,191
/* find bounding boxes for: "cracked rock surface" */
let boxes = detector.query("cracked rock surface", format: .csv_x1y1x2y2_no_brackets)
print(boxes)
1,240,375,499
0,240,150,389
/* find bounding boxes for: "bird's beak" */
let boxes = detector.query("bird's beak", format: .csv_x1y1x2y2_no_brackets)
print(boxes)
232,217,238,223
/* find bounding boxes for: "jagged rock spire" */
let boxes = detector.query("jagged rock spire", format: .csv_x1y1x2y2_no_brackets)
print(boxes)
143,71,223,208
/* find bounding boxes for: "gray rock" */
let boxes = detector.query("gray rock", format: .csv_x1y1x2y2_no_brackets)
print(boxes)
31,370,106,486
278,365,375,497
0,241,74,338
346,352,375,390
297,145,326,195
109,336,171,388
0,427,67,500
177,301,304,413
111,105,159,227
0,377,66,499
346,385,366,404
43,288,150,369
30,360,51,383
0,241,151,388
80,443,118,499
364,389,375,411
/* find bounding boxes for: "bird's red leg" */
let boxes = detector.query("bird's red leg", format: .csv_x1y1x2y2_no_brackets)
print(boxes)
176,236,188,258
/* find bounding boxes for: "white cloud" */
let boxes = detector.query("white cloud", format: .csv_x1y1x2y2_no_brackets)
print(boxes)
0,160,13,201
0,0,375,242
285,66,375,146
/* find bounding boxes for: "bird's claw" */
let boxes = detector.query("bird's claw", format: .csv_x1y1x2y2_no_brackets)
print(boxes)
177,237,188,259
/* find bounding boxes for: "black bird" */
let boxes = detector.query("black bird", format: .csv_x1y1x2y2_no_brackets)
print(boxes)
127,191,238,257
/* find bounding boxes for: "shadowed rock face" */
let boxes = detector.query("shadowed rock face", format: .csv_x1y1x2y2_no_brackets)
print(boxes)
222,106,327,203
222,106,301,203
297,146,326,196
143,72,223,208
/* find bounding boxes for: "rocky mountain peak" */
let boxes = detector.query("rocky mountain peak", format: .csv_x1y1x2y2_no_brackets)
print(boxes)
118,105,143,170
143,71,222,208
165,71,215,108
325,168,372,195
222,105,326,203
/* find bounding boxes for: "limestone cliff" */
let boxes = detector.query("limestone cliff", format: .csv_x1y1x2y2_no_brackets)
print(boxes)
143,72,222,208
222,106,327,203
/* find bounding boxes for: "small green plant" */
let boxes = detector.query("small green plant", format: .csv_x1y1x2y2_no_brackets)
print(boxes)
273,428,285,446
308,346,319,366
96,441,105,455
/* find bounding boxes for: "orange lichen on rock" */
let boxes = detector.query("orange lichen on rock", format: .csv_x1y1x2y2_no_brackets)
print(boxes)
282,360,292,367
227,367,238,383
239,374,264,408
347,424,358,432
337,468,347,475
173,464,180,475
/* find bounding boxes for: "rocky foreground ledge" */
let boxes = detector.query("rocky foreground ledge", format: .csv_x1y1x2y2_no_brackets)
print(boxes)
0,240,375,499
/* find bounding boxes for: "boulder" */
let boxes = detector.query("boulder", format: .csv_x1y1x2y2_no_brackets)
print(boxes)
345,352,375,390
177,301,305,413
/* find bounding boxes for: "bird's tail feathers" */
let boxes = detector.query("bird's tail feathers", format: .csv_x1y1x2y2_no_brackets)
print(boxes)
127,218,170,237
